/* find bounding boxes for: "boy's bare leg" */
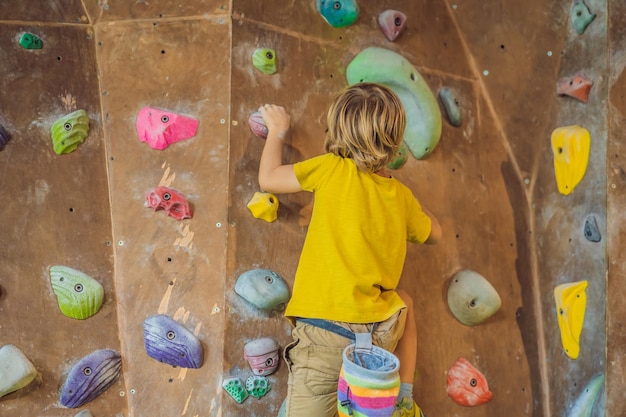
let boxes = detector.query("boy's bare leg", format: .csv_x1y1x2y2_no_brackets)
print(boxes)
395,289,417,384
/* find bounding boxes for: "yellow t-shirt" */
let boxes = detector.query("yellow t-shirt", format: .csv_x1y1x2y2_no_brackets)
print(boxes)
285,153,432,324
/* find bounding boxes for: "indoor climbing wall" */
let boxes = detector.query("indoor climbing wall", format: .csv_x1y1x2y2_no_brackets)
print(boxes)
1,0,623,416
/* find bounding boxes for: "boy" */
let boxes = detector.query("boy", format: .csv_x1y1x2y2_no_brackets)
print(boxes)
258,83,442,417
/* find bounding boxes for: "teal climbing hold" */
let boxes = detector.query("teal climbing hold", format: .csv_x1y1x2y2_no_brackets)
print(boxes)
571,0,596,35
234,268,290,310
568,374,604,417
316,0,359,28
50,110,90,154
19,33,43,50
346,47,442,159
439,87,462,127
277,398,287,417
222,377,249,404
245,375,271,399
252,48,277,75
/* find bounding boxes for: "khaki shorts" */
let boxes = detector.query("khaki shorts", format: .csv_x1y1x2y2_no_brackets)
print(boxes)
283,309,407,417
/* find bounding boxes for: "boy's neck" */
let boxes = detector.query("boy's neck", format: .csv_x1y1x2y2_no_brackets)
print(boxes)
375,169,392,178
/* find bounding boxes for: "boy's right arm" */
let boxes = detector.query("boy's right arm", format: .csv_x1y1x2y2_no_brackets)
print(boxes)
257,104,302,194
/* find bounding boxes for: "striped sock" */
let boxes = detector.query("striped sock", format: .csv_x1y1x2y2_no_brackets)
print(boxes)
398,382,414,403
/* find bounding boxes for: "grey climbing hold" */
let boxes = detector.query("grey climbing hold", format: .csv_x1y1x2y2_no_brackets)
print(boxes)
0,344,37,398
74,410,94,417
447,270,501,326
584,215,601,242
438,87,462,127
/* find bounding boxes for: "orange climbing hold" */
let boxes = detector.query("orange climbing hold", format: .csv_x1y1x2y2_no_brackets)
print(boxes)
556,72,593,103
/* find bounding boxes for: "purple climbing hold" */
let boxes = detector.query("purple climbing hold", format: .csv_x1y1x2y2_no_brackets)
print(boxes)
0,124,10,151
143,314,204,369
378,10,407,42
60,349,122,408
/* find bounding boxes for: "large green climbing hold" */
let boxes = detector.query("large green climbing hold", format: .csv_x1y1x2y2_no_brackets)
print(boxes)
19,33,43,49
387,142,408,170
346,47,442,159
571,0,596,35
50,110,90,154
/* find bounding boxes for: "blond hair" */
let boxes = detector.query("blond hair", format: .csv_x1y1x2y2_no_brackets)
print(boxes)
324,83,406,173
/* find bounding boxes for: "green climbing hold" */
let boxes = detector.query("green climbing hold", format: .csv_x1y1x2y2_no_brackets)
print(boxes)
245,375,271,399
571,0,596,35
49,265,104,320
252,48,277,75
222,377,249,404
346,47,442,160
387,142,408,170
50,109,90,154
19,33,43,50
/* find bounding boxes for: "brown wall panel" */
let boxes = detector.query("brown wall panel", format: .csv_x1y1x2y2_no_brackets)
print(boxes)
0,1,88,24
0,23,126,416
228,1,534,415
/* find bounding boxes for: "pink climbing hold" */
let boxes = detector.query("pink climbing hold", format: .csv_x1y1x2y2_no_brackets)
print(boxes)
378,10,407,42
136,107,199,150
248,111,268,139
556,72,593,103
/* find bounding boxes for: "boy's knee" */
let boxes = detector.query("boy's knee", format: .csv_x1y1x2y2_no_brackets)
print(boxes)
396,289,414,310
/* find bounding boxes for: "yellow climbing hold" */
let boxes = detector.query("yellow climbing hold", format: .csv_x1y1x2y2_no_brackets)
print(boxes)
551,125,590,195
247,192,279,222
554,280,588,359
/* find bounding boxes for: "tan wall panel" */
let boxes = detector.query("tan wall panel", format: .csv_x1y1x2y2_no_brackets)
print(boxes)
607,0,626,415
84,0,229,24
95,18,230,416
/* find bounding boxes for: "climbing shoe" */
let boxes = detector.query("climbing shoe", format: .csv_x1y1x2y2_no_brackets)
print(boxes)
391,398,425,417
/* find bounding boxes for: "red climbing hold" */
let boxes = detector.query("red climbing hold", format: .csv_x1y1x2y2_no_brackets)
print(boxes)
556,72,593,103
